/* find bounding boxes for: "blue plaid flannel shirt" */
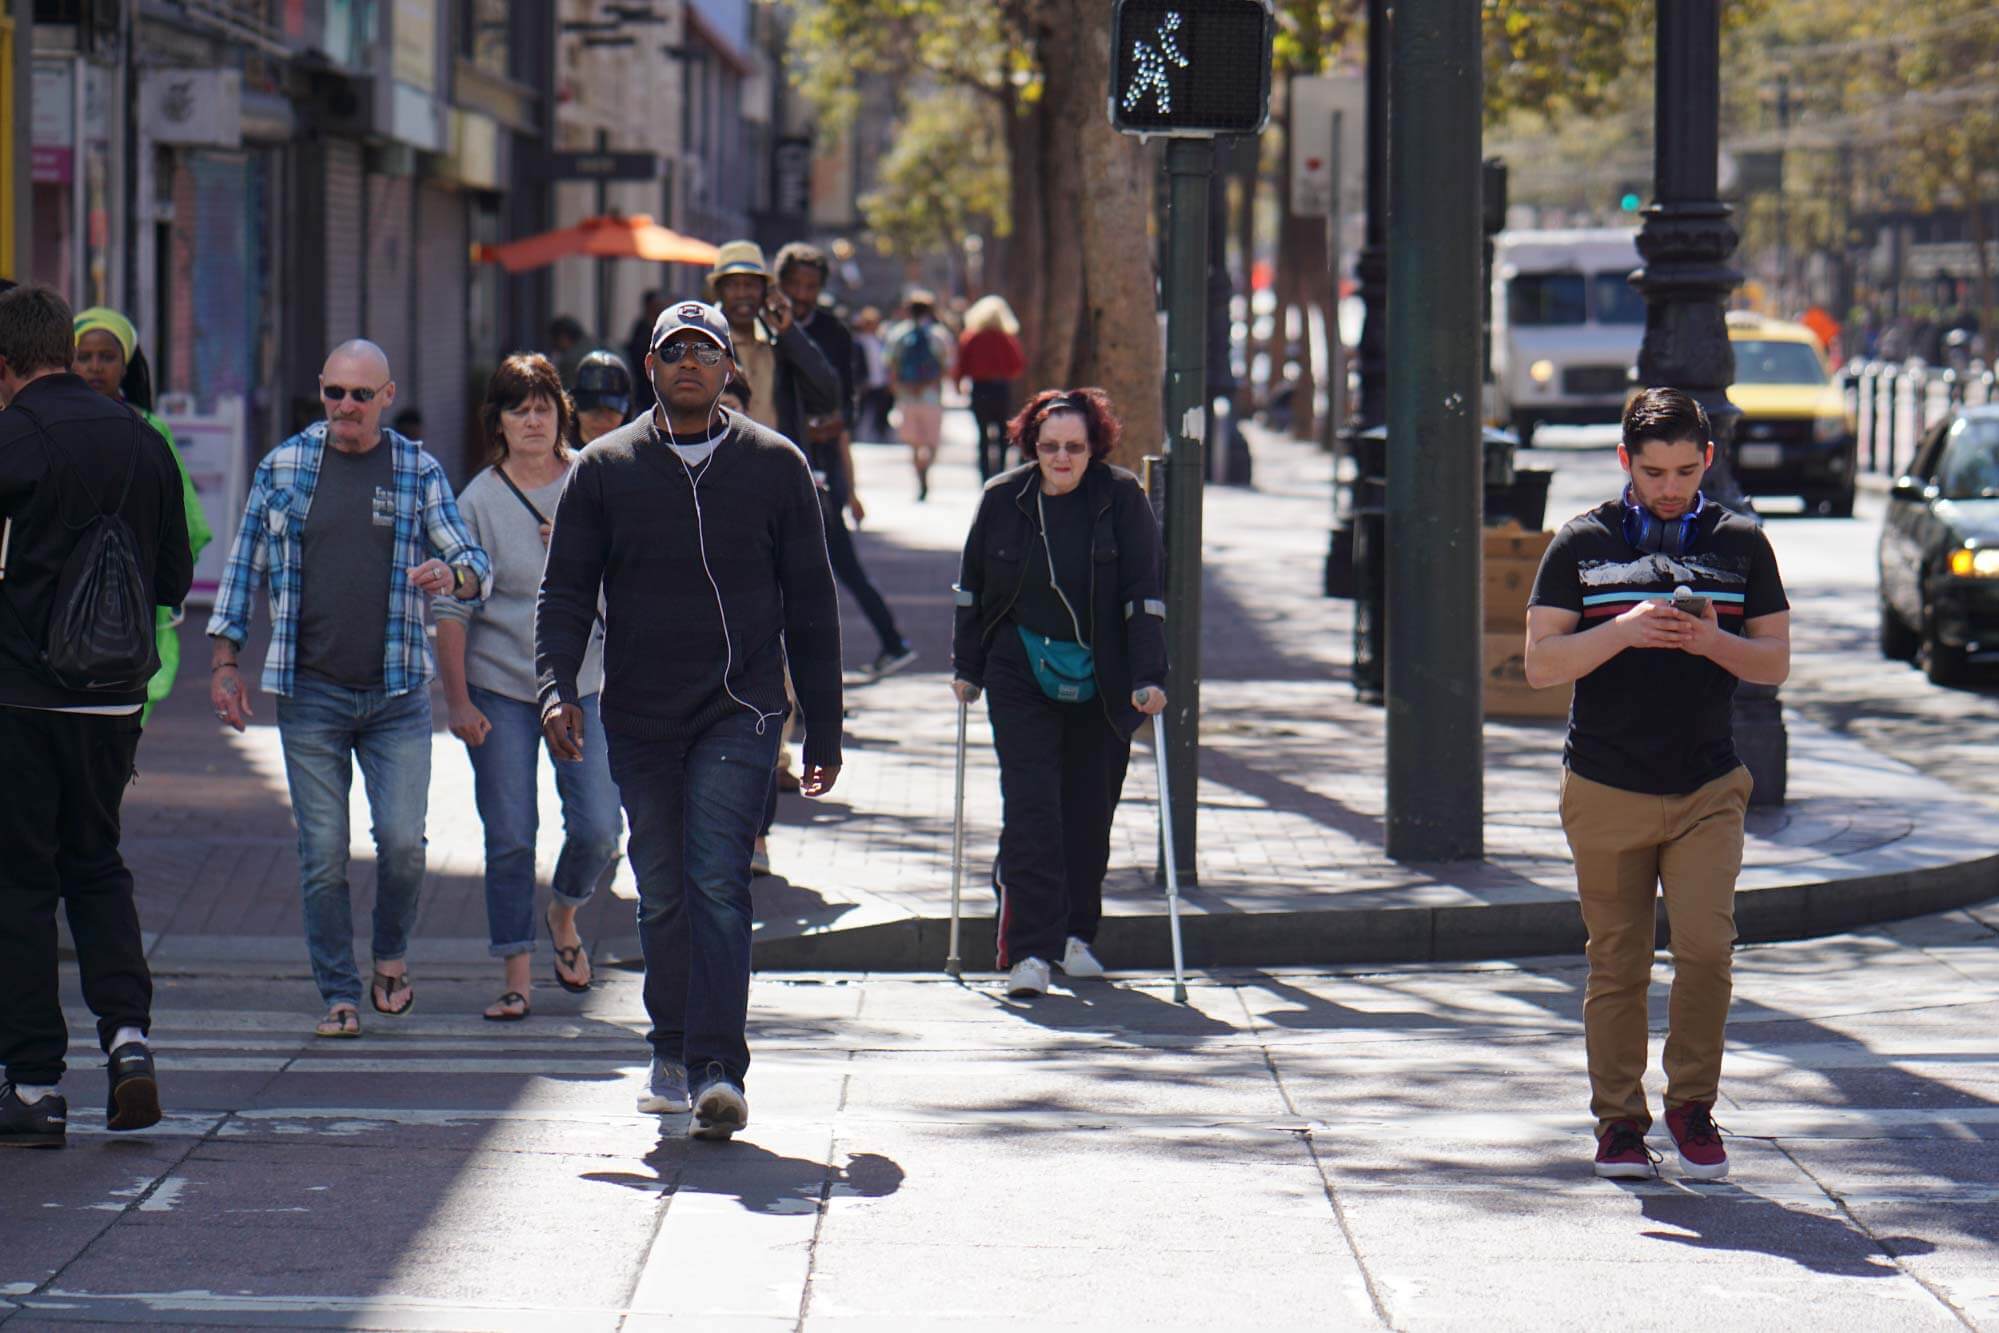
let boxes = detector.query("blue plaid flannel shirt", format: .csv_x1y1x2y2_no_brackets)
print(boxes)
206,423,492,698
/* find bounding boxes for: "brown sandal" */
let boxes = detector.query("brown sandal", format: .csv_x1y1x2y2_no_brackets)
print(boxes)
370,970,414,1016
315,1005,361,1038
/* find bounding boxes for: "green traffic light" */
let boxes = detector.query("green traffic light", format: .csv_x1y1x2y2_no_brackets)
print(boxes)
1620,192,1642,212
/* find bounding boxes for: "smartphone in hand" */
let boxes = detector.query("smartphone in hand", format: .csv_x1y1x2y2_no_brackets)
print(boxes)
1671,588,1710,618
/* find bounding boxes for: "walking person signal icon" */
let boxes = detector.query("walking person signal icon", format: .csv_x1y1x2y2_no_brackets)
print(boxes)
1109,0,1274,138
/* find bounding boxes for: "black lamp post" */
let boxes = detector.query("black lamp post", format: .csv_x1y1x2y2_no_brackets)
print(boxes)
1634,0,1787,803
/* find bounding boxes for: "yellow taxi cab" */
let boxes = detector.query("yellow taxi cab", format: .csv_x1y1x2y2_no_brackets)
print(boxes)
1725,311,1858,515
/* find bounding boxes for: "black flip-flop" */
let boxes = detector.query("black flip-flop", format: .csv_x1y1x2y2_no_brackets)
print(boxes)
370,971,414,1016
482,991,531,1023
547,905,593,994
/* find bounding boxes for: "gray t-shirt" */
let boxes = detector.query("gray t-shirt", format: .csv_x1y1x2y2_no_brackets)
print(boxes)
297,441,395,689
434,463,604,703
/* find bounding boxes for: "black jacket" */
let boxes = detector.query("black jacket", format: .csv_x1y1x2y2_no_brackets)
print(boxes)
797,310,864,503
0,373,193,710
953,461,1167,739
757,319,840,457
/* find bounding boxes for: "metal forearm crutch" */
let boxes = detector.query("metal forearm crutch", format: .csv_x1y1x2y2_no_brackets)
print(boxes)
1150,710,1190,1004
946,696,969,978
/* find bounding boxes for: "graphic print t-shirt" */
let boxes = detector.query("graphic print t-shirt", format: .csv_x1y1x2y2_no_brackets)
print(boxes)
1528,498,1789,795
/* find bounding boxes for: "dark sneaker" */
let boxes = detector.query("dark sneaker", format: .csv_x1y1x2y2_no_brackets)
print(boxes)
1665,1102,1730,1181
1593,1119,1659,1180
105,1043,161,1132
869,645,919,681
0,1083,67,1149
689,1064,748,1141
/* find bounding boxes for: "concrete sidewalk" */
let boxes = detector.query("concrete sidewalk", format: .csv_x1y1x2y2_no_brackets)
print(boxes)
113,412,1998,977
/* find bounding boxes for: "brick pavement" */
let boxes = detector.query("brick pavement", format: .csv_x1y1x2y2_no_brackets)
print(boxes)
111,409,1999,975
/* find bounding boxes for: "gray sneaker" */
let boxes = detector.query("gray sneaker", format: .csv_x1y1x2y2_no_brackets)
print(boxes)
690,1065,749,1140
637,1054,690,1114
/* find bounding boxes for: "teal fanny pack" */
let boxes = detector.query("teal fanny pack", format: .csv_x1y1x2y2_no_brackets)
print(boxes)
1016,625,1096,703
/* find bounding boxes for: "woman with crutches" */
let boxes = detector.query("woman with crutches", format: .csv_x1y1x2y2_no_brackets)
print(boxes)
949,388,1168,997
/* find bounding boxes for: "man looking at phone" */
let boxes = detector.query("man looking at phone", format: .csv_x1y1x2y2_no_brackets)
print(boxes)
1524,387,1790,1183
706,241,839,452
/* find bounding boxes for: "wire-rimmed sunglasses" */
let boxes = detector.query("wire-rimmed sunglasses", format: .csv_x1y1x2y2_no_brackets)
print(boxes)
321,381,390,404
655,340,727,367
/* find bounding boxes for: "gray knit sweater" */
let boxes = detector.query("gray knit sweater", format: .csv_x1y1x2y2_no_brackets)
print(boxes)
434,464,603,703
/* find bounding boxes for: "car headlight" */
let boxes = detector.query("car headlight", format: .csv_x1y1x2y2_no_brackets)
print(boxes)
1814,415,1848,444
1529,359,1556,385
1948,547,1999,578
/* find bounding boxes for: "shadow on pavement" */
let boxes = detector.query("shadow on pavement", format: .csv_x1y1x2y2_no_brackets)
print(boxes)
583,1132,906,1214
1634,1187,1935,1277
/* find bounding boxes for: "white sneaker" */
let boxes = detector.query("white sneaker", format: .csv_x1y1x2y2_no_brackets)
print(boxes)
1006,957,1051,996
1059,937,1104,978
690,1072,749,1141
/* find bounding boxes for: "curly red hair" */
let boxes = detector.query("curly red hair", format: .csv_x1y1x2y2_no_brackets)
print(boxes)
1007,387,1121,465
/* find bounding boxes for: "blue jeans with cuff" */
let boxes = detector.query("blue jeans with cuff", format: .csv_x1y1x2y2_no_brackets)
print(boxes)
608,708,781,1093
275,676,432,1009
465,685,622,958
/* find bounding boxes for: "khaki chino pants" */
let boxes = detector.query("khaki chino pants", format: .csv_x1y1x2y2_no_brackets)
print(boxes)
1559,765,1753,1135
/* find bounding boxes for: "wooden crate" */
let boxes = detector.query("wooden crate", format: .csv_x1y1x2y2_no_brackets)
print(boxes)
1483,630,1572,720
1484,524,1554,633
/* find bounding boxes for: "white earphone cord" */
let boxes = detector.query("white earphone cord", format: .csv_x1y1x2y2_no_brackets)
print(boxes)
665,385,784,737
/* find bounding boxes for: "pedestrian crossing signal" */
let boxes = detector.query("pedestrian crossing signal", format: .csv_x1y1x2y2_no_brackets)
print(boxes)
1110,0,1274,137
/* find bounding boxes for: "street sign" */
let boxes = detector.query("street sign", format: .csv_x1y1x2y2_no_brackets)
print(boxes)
1109,0,1274,138
543,151,662,181
1288,73,1363,218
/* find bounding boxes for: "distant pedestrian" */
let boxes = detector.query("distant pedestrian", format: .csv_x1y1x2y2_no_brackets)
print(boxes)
207,340,491,1040
949,388,1167,997
1523,387,1791,1182
624,290,667,407
958,296,1027,482
549,315,589,388
0,285,193,1147
853,306,893,442
71,306,213,725
775,242,917,681
435,354,619,1022
537,300,844,1139
706,241,840,448
572,349,634,444
888,291,955,501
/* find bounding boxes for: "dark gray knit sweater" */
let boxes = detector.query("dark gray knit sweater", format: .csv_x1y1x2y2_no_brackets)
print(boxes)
535,410,844,767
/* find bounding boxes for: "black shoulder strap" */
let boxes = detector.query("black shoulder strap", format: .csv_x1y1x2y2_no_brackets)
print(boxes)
492,465,550,526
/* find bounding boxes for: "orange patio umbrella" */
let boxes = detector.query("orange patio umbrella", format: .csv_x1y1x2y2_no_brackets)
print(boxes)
476,214,720,274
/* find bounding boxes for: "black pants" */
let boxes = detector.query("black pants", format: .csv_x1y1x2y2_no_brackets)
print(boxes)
971,381,1015,482
0,707,148,1086
822,491,904,657
985,631,1132,969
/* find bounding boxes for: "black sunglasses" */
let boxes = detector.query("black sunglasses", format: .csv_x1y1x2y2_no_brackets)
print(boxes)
1036,440,1089,457
321,381,389,404
655,340,727,367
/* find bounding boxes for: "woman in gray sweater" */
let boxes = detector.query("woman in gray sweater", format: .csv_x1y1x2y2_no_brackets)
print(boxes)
435,354,618,1020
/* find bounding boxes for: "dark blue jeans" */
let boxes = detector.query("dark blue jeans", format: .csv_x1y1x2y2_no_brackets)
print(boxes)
607,709,781,1091
275,676,432,1009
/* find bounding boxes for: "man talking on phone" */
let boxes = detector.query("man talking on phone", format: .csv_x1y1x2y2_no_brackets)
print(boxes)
706,241,839,450
1524,388,1791,1183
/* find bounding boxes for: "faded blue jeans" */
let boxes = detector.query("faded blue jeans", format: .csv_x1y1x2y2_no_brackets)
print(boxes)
275,676,432,1009
607,708,781,1093
464,685,622,957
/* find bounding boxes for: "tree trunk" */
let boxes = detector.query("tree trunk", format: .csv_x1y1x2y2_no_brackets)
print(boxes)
1233,156,1260,422
1068,0,1164,470
1001,86,1049,379
1030,9,1085,395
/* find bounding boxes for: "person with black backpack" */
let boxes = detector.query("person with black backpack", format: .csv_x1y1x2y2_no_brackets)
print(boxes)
0,285,193,1148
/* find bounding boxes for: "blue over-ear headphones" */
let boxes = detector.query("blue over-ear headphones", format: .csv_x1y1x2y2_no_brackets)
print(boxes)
1622,488,1705,557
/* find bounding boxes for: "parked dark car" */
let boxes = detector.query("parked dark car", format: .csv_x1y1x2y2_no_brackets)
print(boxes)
1878,406,1999,684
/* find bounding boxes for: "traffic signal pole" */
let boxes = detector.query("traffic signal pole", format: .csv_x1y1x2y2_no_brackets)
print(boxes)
1384,0,1483,861
1160,136,1213,884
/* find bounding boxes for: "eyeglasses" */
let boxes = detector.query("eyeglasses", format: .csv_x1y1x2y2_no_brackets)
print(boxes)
1036,441,1089,457
655,340,727,367
321,381,389,404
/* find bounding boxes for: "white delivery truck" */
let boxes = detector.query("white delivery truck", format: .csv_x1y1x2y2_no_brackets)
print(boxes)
1490,228,1644,445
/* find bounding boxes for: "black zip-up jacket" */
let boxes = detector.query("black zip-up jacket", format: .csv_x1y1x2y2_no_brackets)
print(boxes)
952,460,1167,739
0,373,193,710
752,318,840,456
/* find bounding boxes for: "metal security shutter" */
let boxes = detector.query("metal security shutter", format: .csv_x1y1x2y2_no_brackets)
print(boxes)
189,152,251,405
415,182,470,479
365,171,414,379
324,139,364,348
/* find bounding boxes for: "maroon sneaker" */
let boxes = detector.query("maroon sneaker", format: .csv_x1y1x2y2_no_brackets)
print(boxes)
1665,1102,1730,1180
1593,1119,1659,1180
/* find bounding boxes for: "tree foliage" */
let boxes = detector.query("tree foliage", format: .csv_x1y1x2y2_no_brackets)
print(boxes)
858,89,1010,263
